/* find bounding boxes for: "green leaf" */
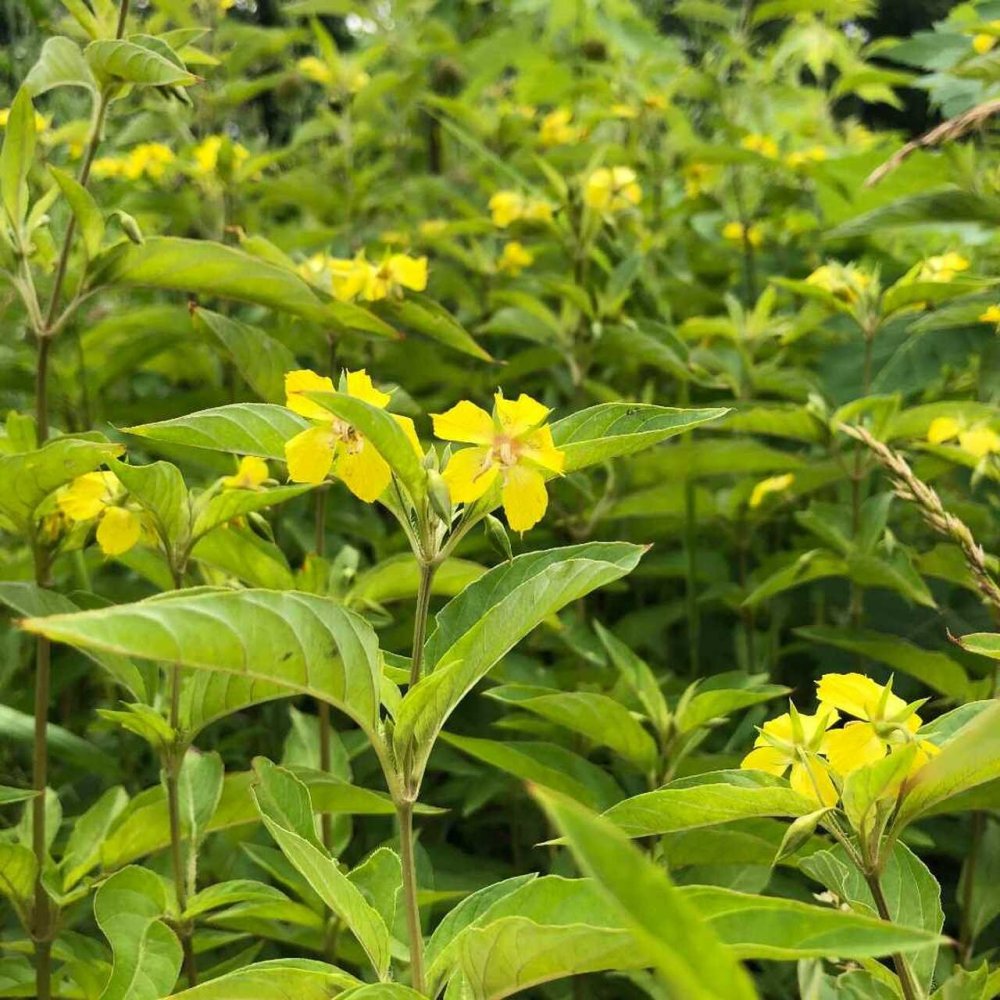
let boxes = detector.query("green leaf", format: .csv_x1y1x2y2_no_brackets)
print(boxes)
347,847,402,933
189,528,295,590
682,883,944,961
394,542,644,776
674,675,788,735
85,38,197,86
22,590,383,734
0,786,37,807
0,843,37,925
842,744,917,836
0,704,118,779
191,483,312,542
801,841,943,989
0,583,150,699
0,88,36,232
348,555,485,607
602,771,815,837
177,750,224,846
485,685,658,771
595,622,671,734
61,786,128,890
164,960,359,999
94,866,182,1000
372,295,493,361
251,762,391,979
894,701,1000,830
193,308,296,403
123,404,309,460
0,436,122,532
441,733,623,811
306,390,427,503
797,626,968,698
956,631,1000,662
89,238,396,335
49,165,104,258
827,191,1000,240
109,457,189,550
533,788,759,1000
25,35,98,94
550,403,730,472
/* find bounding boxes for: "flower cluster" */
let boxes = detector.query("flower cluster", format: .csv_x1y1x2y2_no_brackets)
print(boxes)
488,191,554,228
806,262,872,303
282,368,564,532
92,142,175,182
56,473,142,557
742,673,939,806
299,252,428,302
927,417,1000,458
583,167,641,214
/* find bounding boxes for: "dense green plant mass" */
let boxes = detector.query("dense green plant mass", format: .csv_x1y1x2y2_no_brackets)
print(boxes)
7,1,1000,998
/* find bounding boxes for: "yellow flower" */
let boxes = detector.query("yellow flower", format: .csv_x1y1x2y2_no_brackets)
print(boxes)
741,133,779,159
539,108,581,146
683,162,717,198
610,103,639,119
122,142,175,181
283,369,420,500
749,473,794,509
979,304,1000,323
323,253,428,302
489,191,525,228
433,393,565,533
643,93,667,111
298,56,334,85
222,456,269,490
972,25,1000,53
786,146,827,169
91,156,126,180
192,135,250,177
722,221,763,247
740,707,839,806
498,241,534,276
56,472,141,557
927,415,960,445
805,262,871,303
959,426,1000,458
816,673,938,779
488,191,552,228
584,167,642,213
918,252,970,283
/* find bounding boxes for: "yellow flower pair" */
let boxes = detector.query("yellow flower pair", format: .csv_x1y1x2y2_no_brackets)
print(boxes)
583,167,642,214
927,417,1000,459
56,473,141,557
488,191,554,228
742,673,939,807
283,369,564,532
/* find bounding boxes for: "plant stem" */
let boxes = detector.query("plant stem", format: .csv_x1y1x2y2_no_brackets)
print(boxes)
165,663,197,986
397,800,425,993
865,872,921,1000
318,700,333,850
409,562,435,689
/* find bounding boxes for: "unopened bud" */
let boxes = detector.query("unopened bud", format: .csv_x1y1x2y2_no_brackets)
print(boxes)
426,469,452,525
484,513,513,563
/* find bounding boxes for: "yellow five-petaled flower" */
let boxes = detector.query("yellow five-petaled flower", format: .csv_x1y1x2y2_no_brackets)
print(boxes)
283,369,420,502
432,393,565,532
56,472,141,557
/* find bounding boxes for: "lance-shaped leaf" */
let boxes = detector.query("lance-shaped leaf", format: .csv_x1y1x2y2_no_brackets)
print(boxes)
532,788,758,1000
0,87,35,232
393,542,644,775
22,590,383,733
109,457,190,549
372,294,493,361
86,38,196,86
602,771,816,838
484,685,658,771
251,762,391,980
306,390,427,503
348,555,486,607
50,165,104,258
0,583,150,699
550,403,730,472
595,622,670,734
164,960,359,999
61,786,129,891
88,238,396,336
0,844,37,926
25,35,98,95
124,404,308,459
0,436,122,531
191,483,313,542
194,307,296,403
892,700,1000,831
94,866,182,1000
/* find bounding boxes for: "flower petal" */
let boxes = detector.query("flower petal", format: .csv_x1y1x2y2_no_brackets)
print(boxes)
496,392,550,437
57,472,115,521
285,426,335,484
222,456,269,489
346,369,391,409
336,440,391,503
502,464,548,533
790,758,838,807
96,507,141,557
285,369,335,420
740,745,788,776
824,721,886,777
442,447,497,503
521,425,565,474
815,673,883,721
394,414,423,456
432,400,494,444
